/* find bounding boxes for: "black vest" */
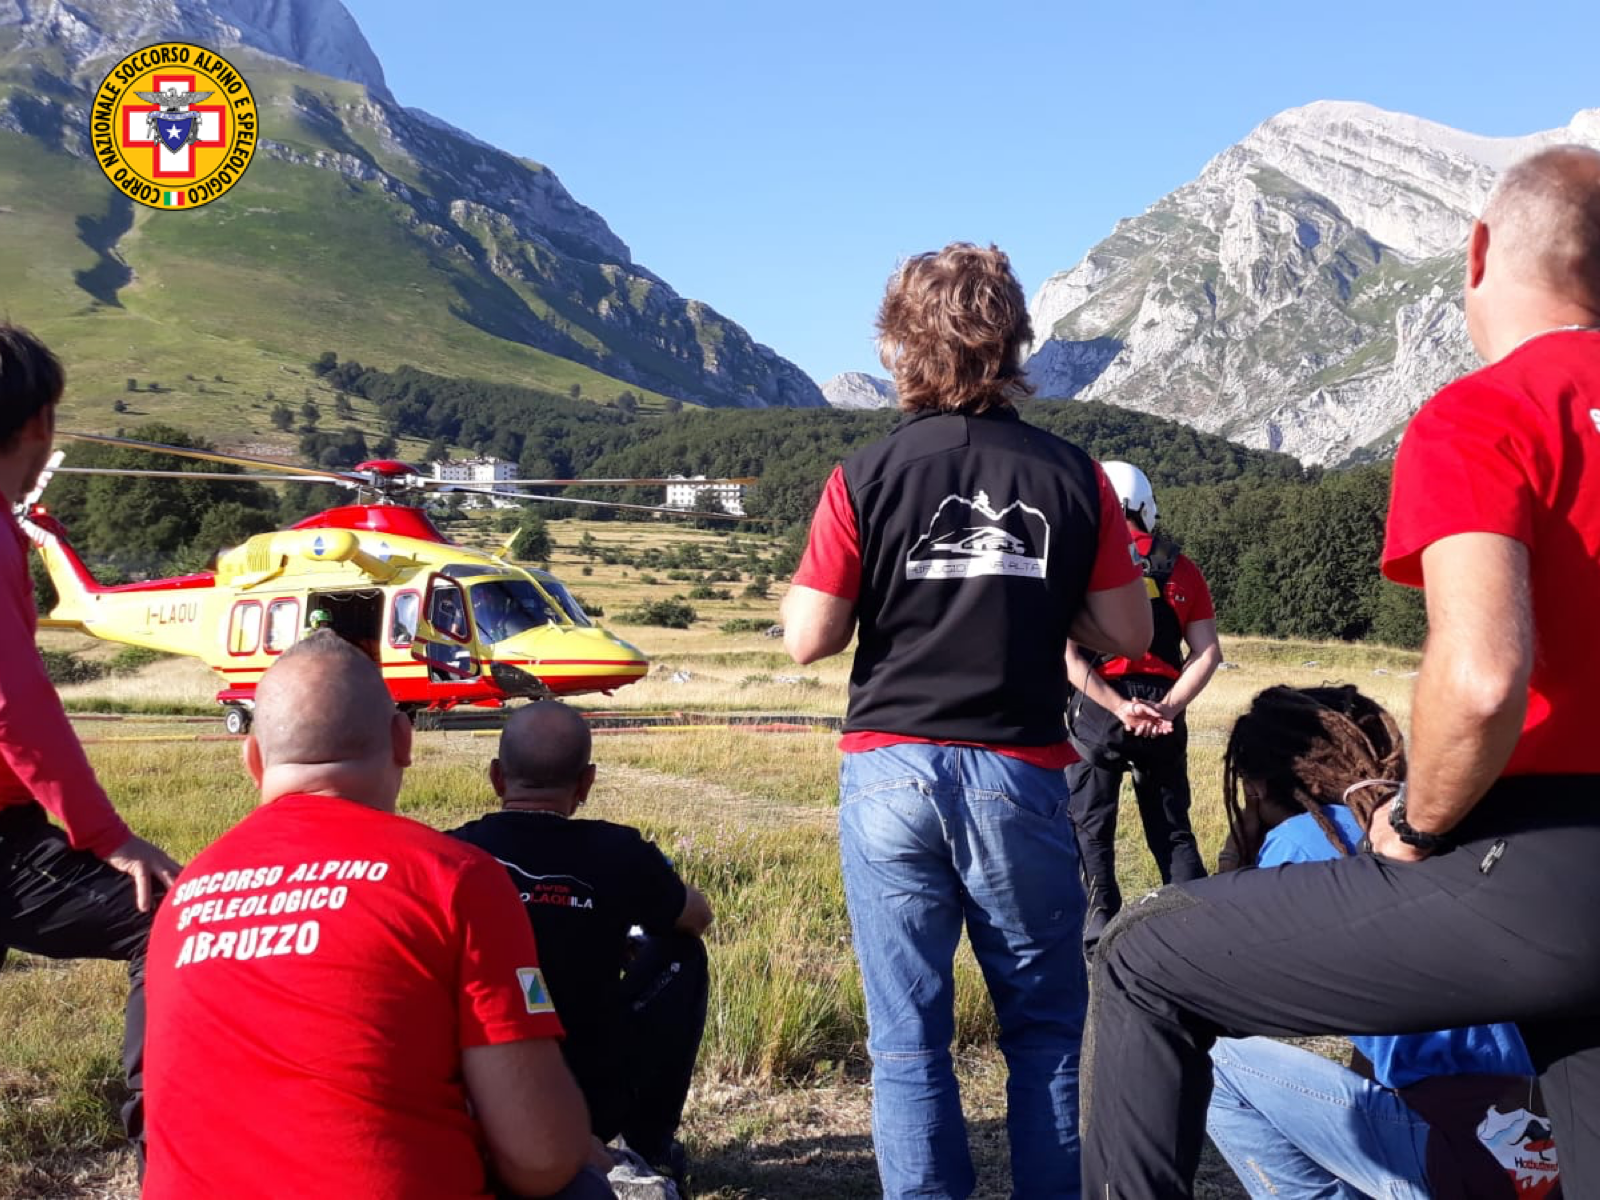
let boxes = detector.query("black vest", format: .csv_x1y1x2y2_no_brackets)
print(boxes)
840,408,1106,746
1139,532,1187,675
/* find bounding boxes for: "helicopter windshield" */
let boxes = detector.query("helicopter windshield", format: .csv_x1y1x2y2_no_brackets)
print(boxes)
534,574,594,628
469,580,558,643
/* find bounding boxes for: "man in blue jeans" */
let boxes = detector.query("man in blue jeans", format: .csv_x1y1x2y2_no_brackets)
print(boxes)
783,242,1152,1198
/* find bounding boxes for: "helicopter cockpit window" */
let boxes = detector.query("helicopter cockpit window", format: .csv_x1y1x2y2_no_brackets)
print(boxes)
469,580,557,644
533,575,594,628
429,582,471,643
390,591,420,647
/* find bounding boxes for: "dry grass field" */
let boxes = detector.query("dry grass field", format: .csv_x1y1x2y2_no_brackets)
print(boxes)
7,519,1422,1197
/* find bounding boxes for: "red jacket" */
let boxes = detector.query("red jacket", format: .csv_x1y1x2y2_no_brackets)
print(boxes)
0,501,129,856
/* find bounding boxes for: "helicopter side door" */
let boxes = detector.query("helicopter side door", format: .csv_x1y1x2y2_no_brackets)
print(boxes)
412,573,479,680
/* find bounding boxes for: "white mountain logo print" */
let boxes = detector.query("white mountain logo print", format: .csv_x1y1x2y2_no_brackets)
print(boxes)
1476,1104,1559,1197
906,490,1050,581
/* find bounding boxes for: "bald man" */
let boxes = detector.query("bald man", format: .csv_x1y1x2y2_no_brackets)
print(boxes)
450,701,712,1186
143,635,607,1199
1083,146,1600,1196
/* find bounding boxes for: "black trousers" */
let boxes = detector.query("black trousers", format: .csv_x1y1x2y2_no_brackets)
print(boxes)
1067,676,1206,949
568,932,709,1165
0,803,154,1151
1081,776,1600,1198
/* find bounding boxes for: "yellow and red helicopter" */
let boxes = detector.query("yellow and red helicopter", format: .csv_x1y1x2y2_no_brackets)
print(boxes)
19,433,748,733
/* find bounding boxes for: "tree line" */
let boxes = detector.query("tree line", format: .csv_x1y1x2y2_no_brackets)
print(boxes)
35,356,1429,647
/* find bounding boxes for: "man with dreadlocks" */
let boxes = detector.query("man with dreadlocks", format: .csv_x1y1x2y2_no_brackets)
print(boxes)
1206,686,1557,1199
1082,144,1600,1197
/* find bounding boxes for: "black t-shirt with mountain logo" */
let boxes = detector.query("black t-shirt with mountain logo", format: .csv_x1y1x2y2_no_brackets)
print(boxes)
447,811,687,1058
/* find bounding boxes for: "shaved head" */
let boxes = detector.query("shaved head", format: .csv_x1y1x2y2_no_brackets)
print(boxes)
1482,145,1600,309
253,632,398,770
496,702,592,794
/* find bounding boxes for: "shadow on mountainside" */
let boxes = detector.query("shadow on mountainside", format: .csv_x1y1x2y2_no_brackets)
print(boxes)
74,193,134,307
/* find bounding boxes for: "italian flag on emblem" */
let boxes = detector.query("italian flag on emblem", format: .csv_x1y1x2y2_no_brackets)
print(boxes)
161,190,186,208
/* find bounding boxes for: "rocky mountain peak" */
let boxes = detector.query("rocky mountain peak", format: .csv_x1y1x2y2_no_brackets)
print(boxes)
0,0,390,97
0,0,826,412
1025,102,1600,465
821,372,897,410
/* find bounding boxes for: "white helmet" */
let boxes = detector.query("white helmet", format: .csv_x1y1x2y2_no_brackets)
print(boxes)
1101,461,1158,531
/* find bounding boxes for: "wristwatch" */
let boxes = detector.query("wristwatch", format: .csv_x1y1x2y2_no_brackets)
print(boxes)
1388,785,1449,851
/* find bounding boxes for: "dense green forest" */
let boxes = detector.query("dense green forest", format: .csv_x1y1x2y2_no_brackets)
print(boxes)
35,358,1427,647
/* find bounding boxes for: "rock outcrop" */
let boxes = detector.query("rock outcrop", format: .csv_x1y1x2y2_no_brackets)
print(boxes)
1027,102,1600,463
821,371,897,410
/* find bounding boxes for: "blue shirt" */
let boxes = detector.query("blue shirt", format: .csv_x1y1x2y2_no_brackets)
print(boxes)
1259,807,1535,1089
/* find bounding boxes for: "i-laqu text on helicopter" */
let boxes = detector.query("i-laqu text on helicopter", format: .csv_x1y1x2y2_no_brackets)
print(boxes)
18,432,751,733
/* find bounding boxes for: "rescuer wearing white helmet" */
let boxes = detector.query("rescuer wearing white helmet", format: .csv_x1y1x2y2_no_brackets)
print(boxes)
1065,460,1223,955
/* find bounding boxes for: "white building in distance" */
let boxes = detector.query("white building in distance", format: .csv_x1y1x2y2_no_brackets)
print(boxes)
432,457,518,508
432,456,517,484
665,475,746,516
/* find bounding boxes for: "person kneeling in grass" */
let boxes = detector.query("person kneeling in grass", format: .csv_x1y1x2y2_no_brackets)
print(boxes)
451,701,713,1189
1206,685,1559,1200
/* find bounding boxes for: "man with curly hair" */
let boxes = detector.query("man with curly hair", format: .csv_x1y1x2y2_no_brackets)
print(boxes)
782,243,1152,1198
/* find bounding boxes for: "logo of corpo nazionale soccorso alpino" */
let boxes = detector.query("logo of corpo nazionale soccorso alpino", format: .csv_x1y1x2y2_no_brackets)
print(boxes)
90,43,257,211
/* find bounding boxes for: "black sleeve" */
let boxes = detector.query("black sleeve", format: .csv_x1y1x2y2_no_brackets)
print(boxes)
625,832,689,935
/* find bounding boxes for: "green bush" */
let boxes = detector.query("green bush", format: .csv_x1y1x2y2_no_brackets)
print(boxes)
39,650,106,686
688,584,732,601
108,645,169,674
619,597,697,628
571,593,604,617
509,516,552,562
720,618,774,635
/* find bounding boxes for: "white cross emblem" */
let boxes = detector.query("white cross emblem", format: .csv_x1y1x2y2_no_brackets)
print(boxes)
122,74,223,178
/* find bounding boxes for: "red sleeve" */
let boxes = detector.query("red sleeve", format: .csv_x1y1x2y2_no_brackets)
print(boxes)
0,524,130,857
1087,466,1142,592
790,466,861,601
1175,555,1215,624
454,852,564,1048
1381,379,1545,588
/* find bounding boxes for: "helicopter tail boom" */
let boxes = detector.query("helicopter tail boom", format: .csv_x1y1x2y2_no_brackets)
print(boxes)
22,508,107,629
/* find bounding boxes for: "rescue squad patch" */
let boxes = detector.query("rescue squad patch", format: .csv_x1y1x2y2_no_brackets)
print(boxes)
517,966,555,1015
90,43,258,212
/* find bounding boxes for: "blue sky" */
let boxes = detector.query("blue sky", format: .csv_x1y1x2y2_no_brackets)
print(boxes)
342,0,1598,387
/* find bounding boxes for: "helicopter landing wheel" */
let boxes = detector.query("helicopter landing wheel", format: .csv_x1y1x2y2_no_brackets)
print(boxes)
223,705,252,736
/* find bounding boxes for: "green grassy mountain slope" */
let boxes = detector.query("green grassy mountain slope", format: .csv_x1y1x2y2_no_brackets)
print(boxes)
0,46,823,444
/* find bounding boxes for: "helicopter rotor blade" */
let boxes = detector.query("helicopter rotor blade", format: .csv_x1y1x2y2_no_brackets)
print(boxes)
455,487,747,522
20,450,65,510
51,467,355,485
57,431,368,484
419,477,759,488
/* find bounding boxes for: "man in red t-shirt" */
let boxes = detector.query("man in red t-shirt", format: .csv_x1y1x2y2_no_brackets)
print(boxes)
1081,147,1600,1196
0,324,180,1159
1064,460,1222,953
144,634,604,1199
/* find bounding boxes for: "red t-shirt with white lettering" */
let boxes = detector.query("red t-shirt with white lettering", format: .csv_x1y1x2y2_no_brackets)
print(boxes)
793,462,1140,767
1382,328,1600,776
145,793,563,1200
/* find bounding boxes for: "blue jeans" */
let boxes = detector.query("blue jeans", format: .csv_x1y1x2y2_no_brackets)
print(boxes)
1207,1037,1430,1199
838,743,1086,1199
